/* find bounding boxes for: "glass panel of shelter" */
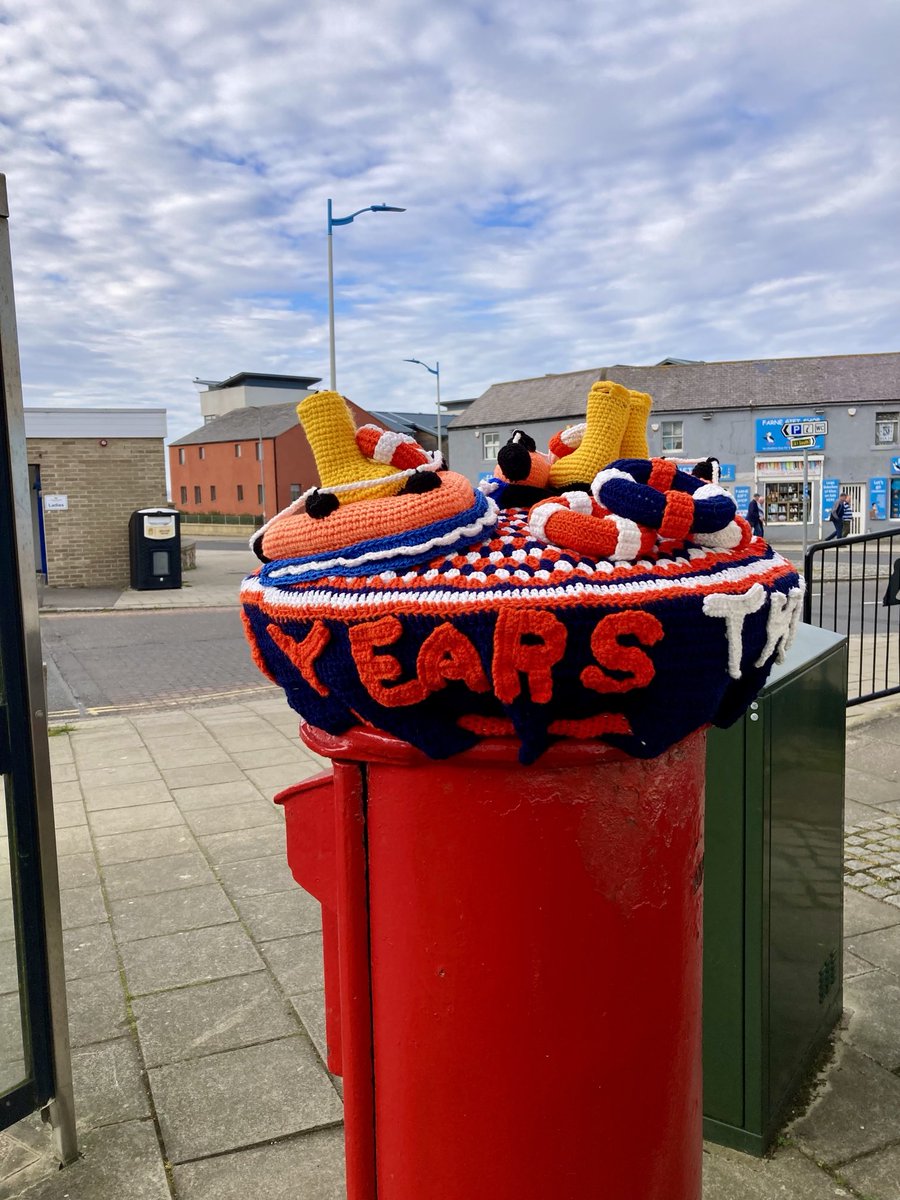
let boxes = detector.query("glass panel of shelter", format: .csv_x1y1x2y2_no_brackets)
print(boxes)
0,651,27,1094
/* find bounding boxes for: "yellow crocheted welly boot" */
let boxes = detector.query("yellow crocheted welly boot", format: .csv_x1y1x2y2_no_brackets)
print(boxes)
548,380,631,488
619,389,652,459
297,392,404,504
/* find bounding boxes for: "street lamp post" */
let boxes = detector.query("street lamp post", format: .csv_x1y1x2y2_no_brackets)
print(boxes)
327,199,405,392
404,358,442,462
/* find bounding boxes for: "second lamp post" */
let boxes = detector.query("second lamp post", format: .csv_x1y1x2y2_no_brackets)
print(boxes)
327,198,405,392
403,357,442,461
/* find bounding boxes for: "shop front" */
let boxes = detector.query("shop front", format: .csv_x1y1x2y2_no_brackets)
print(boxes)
755,455,823,535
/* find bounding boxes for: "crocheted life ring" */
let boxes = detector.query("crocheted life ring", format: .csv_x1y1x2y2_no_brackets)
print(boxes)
355,424,438,471
528,458,751,559
593,459,737,538
528,491,658,562
548,423,585,461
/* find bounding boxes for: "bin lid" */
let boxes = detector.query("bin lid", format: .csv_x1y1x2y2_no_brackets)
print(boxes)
764,622,845,690
135,508,178,515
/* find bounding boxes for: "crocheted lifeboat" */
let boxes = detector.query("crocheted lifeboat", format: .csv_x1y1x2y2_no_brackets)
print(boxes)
241,384,803,763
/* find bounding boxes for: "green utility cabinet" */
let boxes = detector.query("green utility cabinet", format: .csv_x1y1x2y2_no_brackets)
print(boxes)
703,623,847,1155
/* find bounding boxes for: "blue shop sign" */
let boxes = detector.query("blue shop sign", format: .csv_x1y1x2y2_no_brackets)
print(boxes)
733,485,751,515
755,416,826,453
870,477,887,521
821,478,841,521
891,457,900,475
675,462,735,482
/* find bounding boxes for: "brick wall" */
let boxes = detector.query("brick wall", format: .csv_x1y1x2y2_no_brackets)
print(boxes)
28,437,167,588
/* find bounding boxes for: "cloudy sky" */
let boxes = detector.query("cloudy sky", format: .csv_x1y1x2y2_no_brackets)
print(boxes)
1,0,898,440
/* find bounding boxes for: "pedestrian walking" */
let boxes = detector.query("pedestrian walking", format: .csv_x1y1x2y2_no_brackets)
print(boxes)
746,493,765,538
826,492,851,540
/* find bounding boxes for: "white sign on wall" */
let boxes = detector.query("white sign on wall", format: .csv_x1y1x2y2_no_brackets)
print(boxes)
43,494,69,511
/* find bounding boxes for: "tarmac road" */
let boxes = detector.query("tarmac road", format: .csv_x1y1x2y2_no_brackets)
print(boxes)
40,607,275,719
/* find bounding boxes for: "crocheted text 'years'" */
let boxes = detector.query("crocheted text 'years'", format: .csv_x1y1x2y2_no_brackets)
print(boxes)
256,590,801,737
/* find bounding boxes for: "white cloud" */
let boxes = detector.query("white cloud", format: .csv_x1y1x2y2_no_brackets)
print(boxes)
0,0,898,440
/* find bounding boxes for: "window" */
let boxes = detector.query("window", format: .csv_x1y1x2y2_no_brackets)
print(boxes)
255,442,263,461
482,432,500,461
198,446,205,460
234,444,242,458
194,485,201,504
258,484,264,504
876,411,899,446
237,484,244,501
210,485,216,502
179,486,187,504
290,483,301,502
178,448,185,465
661,420,684,453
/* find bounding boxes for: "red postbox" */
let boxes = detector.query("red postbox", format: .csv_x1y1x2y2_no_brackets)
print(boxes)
246,386,803,1200
277,723,706,1200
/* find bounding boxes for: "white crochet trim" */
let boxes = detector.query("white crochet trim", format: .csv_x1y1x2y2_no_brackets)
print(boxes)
590,467,634,504
528,501,567,544
560,490,594,515
610,515,644,561
692,483,729,502
693,522,744,550
264,498,500,580
754,582,805,667
371,429,411,464
242,552,796,612
560,423,585,448
702,584,767,678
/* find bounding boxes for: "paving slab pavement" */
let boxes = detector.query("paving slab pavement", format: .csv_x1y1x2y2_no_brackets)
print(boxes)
39,548,258,614
0,692,898,1196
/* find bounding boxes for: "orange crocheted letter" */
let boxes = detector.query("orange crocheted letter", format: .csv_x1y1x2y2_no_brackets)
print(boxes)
267,621,331,696
492,610,567,704
581,612,664,694
348,616,428,707
417,623,490,694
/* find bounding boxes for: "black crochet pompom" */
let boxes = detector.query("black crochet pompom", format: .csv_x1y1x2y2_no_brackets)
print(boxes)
497,441,532,482
497,483,553,509
555,480,593,495
691,457,719,482
401,471,442,494
510,429,537,452
306,489,340,519
250,531,271,564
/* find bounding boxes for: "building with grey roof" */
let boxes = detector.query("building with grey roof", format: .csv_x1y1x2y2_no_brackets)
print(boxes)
195,372,321,424
169,397,444,522
448,353,900,543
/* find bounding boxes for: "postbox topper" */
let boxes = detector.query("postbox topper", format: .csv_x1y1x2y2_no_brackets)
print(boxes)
241,385,802,763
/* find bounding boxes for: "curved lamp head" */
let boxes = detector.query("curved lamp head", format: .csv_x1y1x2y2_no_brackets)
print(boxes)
404,357,439,377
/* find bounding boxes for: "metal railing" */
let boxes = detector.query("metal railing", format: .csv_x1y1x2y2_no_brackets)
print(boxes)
804,527,900,706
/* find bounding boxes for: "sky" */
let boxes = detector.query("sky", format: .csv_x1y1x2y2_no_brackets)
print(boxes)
1,0,899,441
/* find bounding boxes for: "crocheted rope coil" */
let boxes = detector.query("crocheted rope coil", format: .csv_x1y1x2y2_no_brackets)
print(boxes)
527,458,750,562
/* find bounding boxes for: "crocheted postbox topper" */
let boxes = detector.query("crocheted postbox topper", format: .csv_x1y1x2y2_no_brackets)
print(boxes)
241,385,802,763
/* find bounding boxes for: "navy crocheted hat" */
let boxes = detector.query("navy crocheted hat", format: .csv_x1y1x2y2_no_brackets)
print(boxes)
241,387,802,763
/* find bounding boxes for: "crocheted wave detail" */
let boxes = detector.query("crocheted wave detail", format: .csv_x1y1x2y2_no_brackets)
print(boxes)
259,488,499,584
